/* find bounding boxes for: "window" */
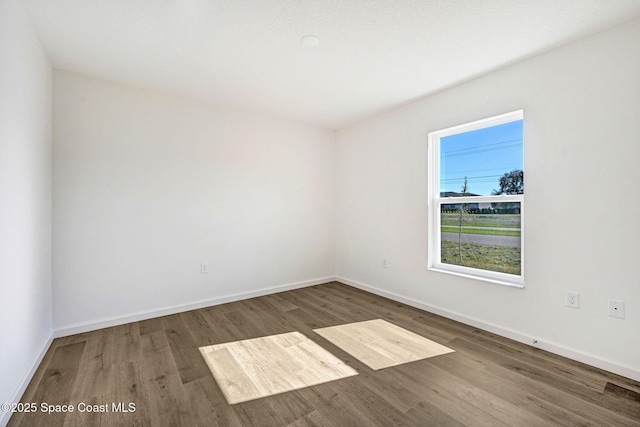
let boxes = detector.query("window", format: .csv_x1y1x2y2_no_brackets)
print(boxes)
428,110,524,286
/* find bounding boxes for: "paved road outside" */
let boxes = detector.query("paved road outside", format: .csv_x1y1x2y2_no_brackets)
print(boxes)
441,232,521,248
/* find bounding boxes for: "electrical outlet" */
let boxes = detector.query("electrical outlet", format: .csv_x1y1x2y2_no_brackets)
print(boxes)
566,292,580,308
382,259,388,268
201,263,208,274
608,299,625,318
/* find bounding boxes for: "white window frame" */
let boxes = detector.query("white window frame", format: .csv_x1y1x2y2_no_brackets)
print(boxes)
428,110,524,287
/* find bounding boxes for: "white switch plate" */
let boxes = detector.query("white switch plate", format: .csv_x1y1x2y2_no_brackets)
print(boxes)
608,299,625,318
201,263,208,274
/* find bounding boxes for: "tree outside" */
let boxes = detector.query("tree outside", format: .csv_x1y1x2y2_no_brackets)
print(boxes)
491,169,523,195
458,176,469,262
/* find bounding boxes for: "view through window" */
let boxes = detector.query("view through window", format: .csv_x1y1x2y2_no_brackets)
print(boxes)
428,110,524,286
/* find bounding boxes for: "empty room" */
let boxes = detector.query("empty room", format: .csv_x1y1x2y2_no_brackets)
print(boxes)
2,0,640,426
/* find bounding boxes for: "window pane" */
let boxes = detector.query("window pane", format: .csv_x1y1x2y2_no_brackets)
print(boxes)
440,202,521,275
440,120,523,197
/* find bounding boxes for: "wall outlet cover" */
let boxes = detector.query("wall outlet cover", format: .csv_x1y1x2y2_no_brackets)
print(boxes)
608,299,625,319
566,292,580,308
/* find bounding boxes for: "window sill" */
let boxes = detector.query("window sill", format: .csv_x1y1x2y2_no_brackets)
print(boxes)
428,266,524,288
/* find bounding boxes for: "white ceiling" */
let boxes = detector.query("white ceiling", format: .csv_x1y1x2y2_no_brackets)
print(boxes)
21,0,640,129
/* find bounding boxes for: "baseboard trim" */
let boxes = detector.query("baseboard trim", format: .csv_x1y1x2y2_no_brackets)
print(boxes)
336,276,640,382
54,276,336,338
1,331,54,427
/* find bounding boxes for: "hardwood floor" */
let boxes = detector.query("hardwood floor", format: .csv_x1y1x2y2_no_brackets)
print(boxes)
313,318,454,370
8,282,640,426
199,331,358,404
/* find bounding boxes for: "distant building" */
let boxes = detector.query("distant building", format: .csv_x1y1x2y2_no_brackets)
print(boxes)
440,191,492,210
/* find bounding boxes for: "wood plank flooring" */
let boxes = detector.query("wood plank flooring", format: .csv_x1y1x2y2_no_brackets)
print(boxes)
8,281,640,426
199,331,358,404
313,318,454,370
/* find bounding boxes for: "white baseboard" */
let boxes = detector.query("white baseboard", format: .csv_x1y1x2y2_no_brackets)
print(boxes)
54,276,336,338
337,276,640,382
1,331,54,427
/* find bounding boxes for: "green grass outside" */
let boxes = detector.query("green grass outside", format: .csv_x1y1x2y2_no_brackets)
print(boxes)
441,213,521,229
441,241,521,275
440,227,521,237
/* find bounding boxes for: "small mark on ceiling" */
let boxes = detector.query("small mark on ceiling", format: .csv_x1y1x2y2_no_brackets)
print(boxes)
301,35,319,47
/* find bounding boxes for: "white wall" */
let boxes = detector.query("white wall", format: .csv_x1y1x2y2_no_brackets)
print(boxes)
0,0,53,422
53,70,335,332
336,18,640,380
